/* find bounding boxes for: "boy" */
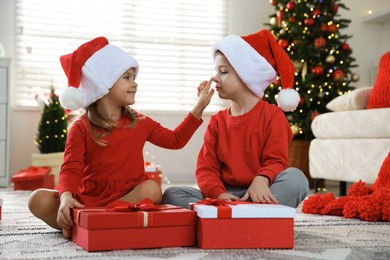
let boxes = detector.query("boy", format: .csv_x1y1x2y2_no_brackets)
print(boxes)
162,30,309,208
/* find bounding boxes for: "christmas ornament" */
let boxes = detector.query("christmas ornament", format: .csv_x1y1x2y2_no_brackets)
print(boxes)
314,37,326,48
332,3,339,13
269,0,277,5
270,17,277,26
333,69,345,82
301,61,308,81
276,10,284,27
273,78,281,86
286,1,295,11
293,60,304,71
340,43,350,52
289,16,297,23
325,55,335,63
321,24,328,32
299,96,305,106
351,73,360,82
278,39,289,49
311,65,324,76
313,9,321,17
291,124,299,135
327,24,337,32
311,110,320,120
304,18,315,26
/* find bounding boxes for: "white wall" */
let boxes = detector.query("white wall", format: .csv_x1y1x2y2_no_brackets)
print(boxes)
1,0,390,185
340,0,390,85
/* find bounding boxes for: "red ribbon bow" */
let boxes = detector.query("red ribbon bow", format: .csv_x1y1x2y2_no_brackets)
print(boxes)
193,198,241,219
106,198,156,212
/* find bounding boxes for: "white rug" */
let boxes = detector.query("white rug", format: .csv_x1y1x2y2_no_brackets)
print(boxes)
1,189,389,260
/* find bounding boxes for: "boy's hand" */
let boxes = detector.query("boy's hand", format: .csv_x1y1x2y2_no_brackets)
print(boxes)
217,192,240,201
57,191,85,238
240,176,279,204
191,77,214,119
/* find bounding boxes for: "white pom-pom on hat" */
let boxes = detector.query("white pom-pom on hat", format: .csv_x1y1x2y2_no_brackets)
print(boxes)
277,88,300,112
59,87,84,111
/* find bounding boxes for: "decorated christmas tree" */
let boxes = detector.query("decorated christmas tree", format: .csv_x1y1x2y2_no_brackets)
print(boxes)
34,85,68,153
265,0,358,140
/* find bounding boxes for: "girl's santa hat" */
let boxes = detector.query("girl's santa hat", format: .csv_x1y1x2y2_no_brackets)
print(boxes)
59,36,139,111
212,30,299,112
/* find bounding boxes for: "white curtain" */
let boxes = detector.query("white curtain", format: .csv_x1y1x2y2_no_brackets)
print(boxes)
15,0,228,112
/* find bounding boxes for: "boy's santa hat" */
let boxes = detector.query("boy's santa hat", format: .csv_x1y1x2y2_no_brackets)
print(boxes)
59,36,139,111
212,30,299,112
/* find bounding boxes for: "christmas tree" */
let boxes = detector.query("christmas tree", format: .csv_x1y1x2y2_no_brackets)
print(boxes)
265,0,358,140
34,85,68,153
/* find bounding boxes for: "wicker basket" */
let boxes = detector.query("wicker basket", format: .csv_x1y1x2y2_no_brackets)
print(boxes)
288,140,313,188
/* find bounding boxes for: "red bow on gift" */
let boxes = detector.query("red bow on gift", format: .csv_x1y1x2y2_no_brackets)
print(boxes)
106,198,156,212
193,198,255,219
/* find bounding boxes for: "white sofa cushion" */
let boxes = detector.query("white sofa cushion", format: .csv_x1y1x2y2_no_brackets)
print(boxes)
311,108,390,138
326,86,372,112
309,138,390,184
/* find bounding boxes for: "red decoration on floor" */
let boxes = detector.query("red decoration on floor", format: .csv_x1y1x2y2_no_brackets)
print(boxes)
11,166,54,191
303,152,390,222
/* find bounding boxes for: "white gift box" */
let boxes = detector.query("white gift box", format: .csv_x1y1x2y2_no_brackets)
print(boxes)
191,202,296,249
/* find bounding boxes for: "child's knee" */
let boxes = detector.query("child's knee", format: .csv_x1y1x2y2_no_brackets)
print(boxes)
28,189,44,214
142,180,162,203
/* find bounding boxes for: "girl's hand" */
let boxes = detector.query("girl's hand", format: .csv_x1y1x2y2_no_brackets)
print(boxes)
57,191,85,238
240,176,278,204
191,77,214,119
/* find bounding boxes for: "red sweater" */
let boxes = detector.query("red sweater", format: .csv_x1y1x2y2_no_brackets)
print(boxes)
196,100,292,199
56,112,202,206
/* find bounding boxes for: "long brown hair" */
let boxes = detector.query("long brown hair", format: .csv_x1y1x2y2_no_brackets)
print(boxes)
84,104,139,146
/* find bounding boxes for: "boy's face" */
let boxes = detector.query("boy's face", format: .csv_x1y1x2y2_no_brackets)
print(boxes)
213,52,250,100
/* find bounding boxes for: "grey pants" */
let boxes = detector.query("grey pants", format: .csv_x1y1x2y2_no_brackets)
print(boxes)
162,167,309,209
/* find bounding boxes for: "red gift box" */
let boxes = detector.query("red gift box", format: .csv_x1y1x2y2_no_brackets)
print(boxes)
72,202,196,251
145,165,162,186
191,199,295,249
11,166,54,191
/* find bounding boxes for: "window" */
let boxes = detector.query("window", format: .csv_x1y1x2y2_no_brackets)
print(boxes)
15,0,228,112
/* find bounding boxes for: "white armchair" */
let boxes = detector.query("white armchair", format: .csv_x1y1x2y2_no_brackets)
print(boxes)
309,52,390,195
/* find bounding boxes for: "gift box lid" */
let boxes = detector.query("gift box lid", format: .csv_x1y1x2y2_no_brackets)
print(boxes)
73,204,196,229
11,166,52,182
193,203,295,219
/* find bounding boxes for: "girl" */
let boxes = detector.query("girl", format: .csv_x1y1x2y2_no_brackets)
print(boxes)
28,36,214,238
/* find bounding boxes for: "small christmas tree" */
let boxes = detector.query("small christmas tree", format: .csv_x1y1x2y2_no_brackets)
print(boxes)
265,0,358,140
34,85,68,153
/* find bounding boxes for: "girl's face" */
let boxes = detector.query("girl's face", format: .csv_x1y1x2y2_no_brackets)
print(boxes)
213,52,247,100
106,68,137,106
